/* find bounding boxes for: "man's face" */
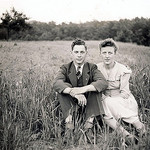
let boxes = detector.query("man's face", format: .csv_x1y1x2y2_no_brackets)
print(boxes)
100,46,116,65
71,45,87,66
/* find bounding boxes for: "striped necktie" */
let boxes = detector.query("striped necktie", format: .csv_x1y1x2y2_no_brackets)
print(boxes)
76,66,81,79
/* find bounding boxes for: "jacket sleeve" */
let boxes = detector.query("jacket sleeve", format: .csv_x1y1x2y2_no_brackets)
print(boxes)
53,65,72,93
90,64,108,92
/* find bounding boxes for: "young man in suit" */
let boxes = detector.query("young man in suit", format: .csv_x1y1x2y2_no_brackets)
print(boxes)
53,39,108,130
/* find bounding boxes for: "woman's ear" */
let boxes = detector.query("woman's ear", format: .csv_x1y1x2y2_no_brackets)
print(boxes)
99,51,102,55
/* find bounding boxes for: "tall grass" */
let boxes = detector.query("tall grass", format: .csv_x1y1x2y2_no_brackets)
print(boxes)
0,41,150,150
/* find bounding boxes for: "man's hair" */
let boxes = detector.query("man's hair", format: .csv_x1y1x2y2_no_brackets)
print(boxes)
71,39,87,51
99,38,118,53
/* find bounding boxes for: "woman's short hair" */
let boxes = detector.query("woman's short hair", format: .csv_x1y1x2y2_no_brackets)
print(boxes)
99,38,118,53
71,39,87,51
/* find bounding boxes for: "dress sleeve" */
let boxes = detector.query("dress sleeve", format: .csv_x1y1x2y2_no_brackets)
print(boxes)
120,65,132,99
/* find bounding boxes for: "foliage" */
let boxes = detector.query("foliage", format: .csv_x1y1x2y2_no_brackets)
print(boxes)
19,18,150,46
0,8,150,46
0,7,32,40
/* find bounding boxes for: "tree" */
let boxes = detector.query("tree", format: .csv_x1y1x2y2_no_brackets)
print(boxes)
0,7,31,40
0,24,8,40
131,17,150,46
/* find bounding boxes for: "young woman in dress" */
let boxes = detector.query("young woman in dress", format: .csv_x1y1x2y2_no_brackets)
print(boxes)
97,38,145,141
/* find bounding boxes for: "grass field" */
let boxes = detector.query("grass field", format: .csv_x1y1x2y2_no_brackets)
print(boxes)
0,41,150,150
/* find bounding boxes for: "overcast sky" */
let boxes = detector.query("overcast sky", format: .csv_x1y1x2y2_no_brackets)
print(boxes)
0,0,150,24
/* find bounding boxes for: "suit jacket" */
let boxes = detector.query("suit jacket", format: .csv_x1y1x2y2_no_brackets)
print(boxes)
53,61,108,94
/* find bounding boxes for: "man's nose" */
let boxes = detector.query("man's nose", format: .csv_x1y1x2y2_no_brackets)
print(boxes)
77,53,82,56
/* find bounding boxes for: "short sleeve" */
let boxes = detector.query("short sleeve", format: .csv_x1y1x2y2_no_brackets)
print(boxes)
120,64,132,76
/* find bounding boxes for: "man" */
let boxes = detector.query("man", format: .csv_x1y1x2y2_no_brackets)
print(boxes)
53,39,108,130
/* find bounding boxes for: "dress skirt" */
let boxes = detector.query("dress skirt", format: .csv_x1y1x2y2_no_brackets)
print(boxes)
102,94,139,123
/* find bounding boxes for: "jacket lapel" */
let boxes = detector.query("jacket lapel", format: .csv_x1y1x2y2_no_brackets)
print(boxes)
68,63,77,87
82,63,90,86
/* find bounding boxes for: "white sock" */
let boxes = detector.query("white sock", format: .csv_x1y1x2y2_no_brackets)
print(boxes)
65,115,72,123
87,116,94,123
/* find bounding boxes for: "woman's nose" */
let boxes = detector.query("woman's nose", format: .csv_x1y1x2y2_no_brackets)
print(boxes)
105,53,109,57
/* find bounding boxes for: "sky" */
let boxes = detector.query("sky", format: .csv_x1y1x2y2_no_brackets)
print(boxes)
0,0,150,24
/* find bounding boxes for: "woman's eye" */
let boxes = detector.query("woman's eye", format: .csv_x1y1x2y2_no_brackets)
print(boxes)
81,51,85,54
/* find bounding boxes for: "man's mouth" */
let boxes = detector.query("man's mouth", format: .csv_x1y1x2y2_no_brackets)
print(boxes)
77,59,82,61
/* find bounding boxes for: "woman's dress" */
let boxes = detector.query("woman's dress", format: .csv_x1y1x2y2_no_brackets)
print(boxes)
97,62,138,123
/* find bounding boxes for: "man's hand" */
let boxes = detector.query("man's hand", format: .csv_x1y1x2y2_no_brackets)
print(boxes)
74,94,87,106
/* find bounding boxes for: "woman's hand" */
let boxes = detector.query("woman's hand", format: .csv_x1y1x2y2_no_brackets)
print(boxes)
120,93,129,99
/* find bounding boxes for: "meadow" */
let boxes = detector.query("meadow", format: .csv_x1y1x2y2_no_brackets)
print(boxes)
0,41,150,150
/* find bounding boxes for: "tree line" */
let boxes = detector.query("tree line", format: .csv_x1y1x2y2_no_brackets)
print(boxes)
0,8,150,46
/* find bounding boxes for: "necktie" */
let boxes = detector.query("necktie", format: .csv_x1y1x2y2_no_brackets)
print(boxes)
76,66,81,79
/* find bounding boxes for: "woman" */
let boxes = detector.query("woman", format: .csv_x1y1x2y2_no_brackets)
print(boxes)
97,38,145,140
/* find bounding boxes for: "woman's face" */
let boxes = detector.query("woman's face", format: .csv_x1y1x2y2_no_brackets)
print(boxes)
100,46,116,65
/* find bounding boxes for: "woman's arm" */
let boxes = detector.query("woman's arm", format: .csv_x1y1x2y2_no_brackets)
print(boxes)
120,73,131,99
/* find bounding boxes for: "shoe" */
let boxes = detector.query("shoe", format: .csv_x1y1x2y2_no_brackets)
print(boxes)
136,124,146,137
124,134,139,146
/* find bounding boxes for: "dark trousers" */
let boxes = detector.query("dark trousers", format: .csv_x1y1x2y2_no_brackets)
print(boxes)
58,92,104,120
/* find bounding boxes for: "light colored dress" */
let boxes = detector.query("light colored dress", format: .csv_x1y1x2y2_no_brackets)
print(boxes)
97,62,138,123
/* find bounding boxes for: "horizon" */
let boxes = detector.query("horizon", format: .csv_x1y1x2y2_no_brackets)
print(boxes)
27,16,149,25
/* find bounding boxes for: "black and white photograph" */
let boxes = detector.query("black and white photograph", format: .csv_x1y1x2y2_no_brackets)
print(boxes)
0,0,150,149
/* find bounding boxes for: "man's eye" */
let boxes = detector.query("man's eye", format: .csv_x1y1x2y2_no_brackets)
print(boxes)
108,52,112,55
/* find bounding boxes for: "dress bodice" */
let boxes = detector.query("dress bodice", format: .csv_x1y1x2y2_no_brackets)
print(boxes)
97,62,132,97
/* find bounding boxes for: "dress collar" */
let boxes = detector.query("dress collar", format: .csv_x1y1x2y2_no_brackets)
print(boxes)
102,61,119,80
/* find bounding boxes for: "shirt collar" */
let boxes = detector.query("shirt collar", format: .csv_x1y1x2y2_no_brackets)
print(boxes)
74,63,84,74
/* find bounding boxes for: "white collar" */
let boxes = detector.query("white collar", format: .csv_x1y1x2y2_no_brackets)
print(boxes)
74,63,84,74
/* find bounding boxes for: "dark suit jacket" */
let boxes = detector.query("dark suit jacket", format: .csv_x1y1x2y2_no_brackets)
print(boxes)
53,61,108,119
53,61,108,93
